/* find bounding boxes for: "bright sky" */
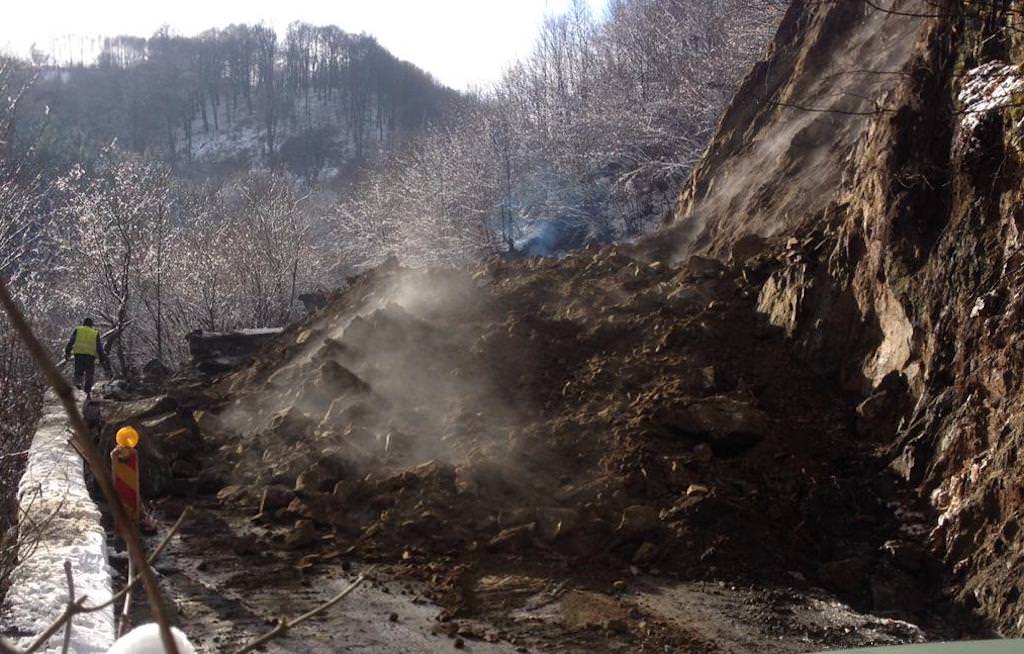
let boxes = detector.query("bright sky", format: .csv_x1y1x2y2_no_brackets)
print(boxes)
2,0,607,90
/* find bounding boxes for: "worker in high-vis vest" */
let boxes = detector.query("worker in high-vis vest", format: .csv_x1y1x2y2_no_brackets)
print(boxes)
64,317,108,394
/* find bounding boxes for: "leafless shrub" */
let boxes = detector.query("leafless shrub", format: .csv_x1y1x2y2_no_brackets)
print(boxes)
0,61,51,609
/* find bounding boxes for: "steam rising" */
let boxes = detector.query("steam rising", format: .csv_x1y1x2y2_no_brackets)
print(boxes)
215,266,527,488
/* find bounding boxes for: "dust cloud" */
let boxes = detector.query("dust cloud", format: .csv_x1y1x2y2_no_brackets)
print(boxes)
212,264,528,491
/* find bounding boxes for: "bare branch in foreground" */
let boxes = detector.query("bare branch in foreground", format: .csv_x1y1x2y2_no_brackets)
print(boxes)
0,507,192,654
0,276,180,654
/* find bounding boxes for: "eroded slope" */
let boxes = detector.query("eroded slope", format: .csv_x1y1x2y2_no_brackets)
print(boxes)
672,0,1024,635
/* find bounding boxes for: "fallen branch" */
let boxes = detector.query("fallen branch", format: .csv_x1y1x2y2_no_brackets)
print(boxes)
0,277,180,654
231,574,367,654
21,597,88,654
81,506,193,614
60,562,75,654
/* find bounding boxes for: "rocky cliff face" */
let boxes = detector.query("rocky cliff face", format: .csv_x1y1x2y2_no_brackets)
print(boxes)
674,0,1024,635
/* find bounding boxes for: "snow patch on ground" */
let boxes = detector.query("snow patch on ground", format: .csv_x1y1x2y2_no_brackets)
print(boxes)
190,121,264,164
107,624,196,654
1,391,115,653
235,328,287,337
958,62,1024,133
186,95,353,166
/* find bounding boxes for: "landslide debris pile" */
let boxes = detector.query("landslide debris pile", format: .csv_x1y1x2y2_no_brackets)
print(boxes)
183,247,926,614
89,0,1021,635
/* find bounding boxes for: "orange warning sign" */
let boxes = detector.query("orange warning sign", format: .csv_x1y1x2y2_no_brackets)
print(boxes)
111,444,140,524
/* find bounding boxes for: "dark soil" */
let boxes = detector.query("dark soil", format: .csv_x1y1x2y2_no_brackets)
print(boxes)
106,243,979,650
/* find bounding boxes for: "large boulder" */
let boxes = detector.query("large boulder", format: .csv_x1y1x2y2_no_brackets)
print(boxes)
617,505,661,537
142,359,172,387
535,507,581,542
97,396,204,496
268,407,315,444
654,396,771,457
686,255,726,279
187,328,284,374
98,396,179,425
298,291,328,313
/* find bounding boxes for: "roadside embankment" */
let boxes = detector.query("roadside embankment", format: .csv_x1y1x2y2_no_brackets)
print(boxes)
1,391,114,652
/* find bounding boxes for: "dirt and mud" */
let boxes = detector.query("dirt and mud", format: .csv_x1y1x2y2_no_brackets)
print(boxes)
114,493,935,654
93,241,980,651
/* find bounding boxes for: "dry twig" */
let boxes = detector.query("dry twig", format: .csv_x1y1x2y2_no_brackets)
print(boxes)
60,562,75,654
231,574,367,654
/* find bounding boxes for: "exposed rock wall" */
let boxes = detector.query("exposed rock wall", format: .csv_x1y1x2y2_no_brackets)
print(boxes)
674,0,929,254
673,0,1024,635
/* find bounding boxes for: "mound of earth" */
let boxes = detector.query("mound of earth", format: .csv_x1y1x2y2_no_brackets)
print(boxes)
165,246,943,628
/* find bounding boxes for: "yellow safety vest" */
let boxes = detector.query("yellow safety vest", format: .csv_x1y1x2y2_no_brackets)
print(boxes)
73,326,99,357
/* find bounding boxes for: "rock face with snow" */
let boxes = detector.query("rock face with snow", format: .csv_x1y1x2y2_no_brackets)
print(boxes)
1,392,115,652
672,0,1024,635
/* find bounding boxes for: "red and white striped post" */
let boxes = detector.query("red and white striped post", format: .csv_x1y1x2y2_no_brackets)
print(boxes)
111,425,141,636
111,426,141,525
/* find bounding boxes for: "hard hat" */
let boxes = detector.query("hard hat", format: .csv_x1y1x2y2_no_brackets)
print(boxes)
116,425,140,448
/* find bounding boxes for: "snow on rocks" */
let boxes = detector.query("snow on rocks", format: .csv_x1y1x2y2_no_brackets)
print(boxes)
1,391,115,653
958,62,1024,135
106,624,196,654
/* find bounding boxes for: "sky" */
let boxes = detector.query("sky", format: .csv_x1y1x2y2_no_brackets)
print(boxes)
1,0,608,90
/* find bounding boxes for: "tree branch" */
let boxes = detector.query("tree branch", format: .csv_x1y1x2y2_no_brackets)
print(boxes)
231,574,366,654
60,562,75,654
0,276,180,654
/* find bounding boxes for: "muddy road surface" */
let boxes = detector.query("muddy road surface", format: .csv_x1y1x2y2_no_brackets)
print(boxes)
111,495,958,654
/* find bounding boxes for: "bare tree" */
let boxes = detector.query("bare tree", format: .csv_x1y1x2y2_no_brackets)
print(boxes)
55,155,171,376
0,58,59,613
330,0,785,262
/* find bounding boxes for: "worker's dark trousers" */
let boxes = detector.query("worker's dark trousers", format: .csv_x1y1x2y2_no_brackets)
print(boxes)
73,354,96,394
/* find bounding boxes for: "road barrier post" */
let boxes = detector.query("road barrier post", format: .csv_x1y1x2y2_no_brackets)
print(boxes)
111,425,141,636
111,426,141,524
